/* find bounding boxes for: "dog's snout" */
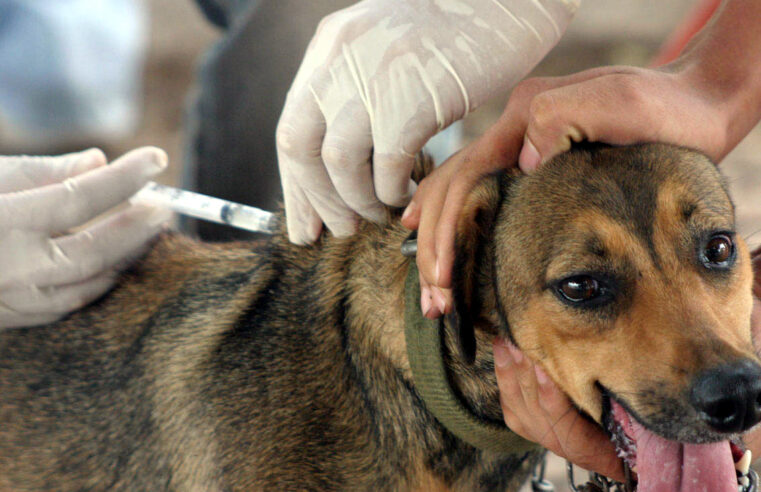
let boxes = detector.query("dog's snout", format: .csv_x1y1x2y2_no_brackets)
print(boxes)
690,360,761,434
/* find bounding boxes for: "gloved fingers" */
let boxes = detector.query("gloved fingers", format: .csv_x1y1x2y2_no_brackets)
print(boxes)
281,167,324,245
0,270,116,316
31,203,172,288
0,308,63,330
1,147,167,234
372,151,417,208
371,108,430,208
0,148,107,193
278,94,330,244
302,185,359,239
321,103,385,223
278,94,359,240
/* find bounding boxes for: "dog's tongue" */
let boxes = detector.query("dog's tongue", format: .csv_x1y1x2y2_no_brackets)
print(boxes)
612,401,736,492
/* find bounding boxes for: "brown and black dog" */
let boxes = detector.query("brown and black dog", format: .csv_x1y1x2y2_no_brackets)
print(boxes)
1,144,760,491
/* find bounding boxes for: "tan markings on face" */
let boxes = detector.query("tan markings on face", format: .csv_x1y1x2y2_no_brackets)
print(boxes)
512,210,651,420
651,178,754,355
509,185,755,422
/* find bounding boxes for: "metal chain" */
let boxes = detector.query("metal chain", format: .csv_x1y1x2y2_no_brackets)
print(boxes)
566,461,635,492
531,454,555,491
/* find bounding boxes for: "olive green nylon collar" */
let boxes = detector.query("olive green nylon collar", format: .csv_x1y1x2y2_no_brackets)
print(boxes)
404,262,538,455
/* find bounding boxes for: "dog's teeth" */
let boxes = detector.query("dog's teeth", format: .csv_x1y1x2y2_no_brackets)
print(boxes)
739,475,750,488
736,450,752,476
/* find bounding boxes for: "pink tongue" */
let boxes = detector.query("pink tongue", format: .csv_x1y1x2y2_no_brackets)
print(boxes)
614,402,737,492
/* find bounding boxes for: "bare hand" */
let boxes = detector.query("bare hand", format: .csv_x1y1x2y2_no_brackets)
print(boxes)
402,65,730,317
493,337,625,481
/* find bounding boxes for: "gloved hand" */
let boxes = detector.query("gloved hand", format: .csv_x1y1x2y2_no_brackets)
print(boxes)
276,0,579,244
0,147,172,330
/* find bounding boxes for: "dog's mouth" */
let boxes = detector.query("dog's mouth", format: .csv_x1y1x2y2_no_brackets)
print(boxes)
602,394,754,492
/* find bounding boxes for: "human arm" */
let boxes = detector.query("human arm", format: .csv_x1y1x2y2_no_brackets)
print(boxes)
0,147,172,329
403,0,761,317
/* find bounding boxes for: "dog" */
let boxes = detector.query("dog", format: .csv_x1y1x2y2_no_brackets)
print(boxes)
1,143,759,491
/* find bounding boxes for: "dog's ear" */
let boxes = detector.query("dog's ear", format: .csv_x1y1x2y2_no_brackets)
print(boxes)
447,173,504,364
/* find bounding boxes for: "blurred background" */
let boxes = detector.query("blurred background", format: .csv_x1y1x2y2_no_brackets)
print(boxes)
0,0,757,244
0,1,758,489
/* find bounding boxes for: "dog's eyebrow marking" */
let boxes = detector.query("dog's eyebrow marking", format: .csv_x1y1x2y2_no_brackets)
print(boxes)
586,236,607,257
681,202,697,222
581,173,661,271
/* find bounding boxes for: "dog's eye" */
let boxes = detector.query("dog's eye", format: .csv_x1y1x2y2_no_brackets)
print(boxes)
702,233,735,269
557,276,601,303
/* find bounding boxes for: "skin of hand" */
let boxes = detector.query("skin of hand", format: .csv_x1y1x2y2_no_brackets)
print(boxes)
0,147,172,330
276,0,578,244
492,337,626,482
402,0,761,318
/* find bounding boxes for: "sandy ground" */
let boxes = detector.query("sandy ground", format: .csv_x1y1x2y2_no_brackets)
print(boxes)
1,1,759,490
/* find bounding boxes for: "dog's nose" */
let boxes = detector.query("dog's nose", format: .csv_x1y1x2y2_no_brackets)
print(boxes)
690,360,761,433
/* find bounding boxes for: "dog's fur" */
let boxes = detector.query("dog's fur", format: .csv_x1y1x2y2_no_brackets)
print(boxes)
0,144,757,491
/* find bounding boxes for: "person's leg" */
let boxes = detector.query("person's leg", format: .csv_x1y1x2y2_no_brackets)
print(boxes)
183,0,355,241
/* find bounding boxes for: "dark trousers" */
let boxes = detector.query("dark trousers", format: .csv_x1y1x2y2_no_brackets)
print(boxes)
184,0,355,240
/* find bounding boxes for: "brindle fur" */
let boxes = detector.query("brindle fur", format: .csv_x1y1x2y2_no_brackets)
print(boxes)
0,144,756,491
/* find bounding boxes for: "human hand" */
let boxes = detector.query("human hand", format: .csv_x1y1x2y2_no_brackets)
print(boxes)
276,0,578,244
492,337,625,482
402,65,734,318
0,147,172,330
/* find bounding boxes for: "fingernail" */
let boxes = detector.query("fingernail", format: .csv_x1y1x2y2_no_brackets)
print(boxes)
308,219,323,242
493,344,511,368
518,139,541,173
506,342,523,364
82,148,107,168
137,147,168,172
432,287,447,314
363,205,387,224
534,365,549,386
421,286,432,315
425,305,442,319
331,224,358,238
153,149,168,171
402,201,417,222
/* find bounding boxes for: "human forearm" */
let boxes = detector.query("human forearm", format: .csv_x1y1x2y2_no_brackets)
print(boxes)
670,0,761,159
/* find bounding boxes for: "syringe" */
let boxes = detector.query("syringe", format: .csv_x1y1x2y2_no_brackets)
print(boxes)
131,181,278,234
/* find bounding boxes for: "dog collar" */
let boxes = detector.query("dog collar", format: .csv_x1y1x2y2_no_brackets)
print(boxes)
404,261,539,455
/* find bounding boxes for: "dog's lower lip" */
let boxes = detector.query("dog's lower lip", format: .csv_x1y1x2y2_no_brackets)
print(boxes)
600,390,638,471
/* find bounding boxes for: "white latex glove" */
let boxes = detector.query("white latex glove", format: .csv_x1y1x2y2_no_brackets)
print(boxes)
0,147,172,330
277,0,579,244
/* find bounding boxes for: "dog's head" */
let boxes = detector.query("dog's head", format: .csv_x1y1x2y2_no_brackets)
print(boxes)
452,143,758,489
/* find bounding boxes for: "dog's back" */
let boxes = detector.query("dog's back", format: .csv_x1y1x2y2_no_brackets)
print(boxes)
0,238,270,489
3,143,754,492
1,225,535,491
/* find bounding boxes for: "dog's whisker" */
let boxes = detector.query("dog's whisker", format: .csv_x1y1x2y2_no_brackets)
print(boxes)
743,227,761,242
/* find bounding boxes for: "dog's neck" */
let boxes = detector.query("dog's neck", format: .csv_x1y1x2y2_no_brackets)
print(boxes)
337,216,505,425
